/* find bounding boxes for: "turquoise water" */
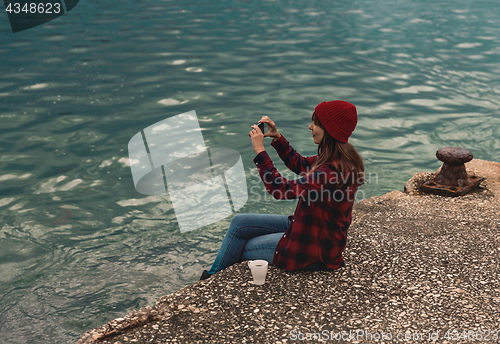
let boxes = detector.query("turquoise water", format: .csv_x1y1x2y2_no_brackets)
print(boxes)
0,0,499,342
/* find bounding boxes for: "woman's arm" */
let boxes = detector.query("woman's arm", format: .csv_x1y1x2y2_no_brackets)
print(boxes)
253,152,335,200
258,116,316,175
270,135,316,176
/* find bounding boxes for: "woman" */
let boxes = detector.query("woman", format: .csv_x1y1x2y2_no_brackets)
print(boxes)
200,100,364,280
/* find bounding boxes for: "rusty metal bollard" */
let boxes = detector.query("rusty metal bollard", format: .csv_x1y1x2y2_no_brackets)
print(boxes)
421,147,484,197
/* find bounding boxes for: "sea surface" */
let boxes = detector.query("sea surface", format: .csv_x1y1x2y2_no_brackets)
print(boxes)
0,0,499,342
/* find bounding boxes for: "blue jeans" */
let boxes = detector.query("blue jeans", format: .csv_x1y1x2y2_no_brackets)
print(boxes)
207,213,290,274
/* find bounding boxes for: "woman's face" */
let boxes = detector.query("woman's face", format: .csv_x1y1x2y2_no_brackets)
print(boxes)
308,119,324,145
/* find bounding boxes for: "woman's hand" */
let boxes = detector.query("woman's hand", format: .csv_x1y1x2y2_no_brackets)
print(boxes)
258,116,281,141
249,125,266,155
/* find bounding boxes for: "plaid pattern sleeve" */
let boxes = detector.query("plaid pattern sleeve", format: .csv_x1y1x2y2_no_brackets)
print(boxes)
270,134,317,175
252,136,358,271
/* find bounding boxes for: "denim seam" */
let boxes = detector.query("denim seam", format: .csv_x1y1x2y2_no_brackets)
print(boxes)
217,225,284,271
244,247,276,252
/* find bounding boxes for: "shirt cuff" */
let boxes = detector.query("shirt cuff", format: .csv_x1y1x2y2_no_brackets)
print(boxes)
270,134,287,149
253,150,271,167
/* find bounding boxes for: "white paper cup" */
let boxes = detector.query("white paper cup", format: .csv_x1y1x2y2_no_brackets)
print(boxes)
247,260,268,285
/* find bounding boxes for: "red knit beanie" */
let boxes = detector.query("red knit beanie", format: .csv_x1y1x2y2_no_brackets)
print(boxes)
314,100,358,143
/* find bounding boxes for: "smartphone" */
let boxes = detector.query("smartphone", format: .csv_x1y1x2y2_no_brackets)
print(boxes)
258,122,265,134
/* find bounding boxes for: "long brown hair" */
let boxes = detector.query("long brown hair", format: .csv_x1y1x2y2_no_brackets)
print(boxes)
307,112,364,187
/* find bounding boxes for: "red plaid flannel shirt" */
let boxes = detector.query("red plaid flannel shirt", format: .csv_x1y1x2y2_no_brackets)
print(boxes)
253,134,358,271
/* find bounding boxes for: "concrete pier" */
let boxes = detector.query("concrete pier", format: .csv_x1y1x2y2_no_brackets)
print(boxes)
79,159,499,344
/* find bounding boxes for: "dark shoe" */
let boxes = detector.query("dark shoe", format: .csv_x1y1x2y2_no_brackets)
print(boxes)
200,270,212,281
